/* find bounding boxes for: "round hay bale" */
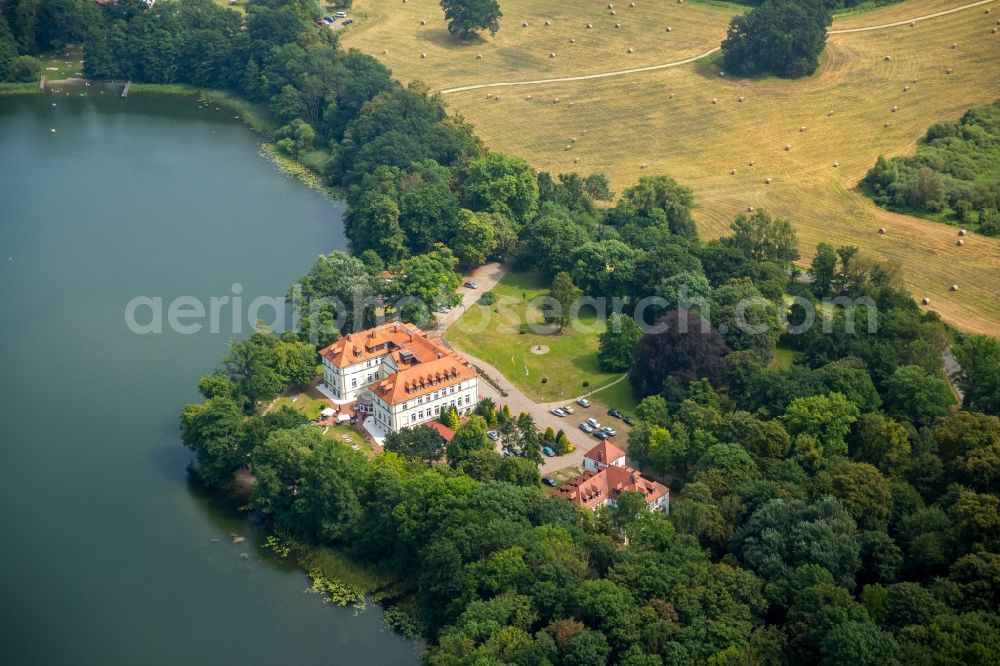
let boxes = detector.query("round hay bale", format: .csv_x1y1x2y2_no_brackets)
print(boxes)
565,145,572,151
571,137,577,143
523,21,529,27
615,23,622,28
641,163,647,169
421,52,427,59
765,177,773,184
570,38,576,42
719,71,725,77
553,98,560,103
946,67,953,74
957,239,965,246
476,54,483,60
739,96,745,102
495,95,501,101
630,2,636,7
627,48,633,54
525,95,532,100
910,21,916,27
884,122,891,128
950,284,959,292
892,105,899,112
568,101,575,107
669,93,674,99
884,55,892,61
958,229,967,236
666,26,672,32
608,2,614,7
828,110,834,117
677,0,682,4
904,85,910,92
747,206,755,212
912,78,918,83
545,20,551,26
784,144,792,151
987,8,992,13
833,162,840,168
879,227,886,234
992,27,997,34
383,49,389,54
582,129,588,134
800,125,807,132
712,98,718,104
610,11,616,16
549,52,556,58
922,297,931,305
749,159,756,166
574,157,580,164
731,169,737,175
951,43,957,49
420,19,426,25
587,23,593,29
486,93,493,99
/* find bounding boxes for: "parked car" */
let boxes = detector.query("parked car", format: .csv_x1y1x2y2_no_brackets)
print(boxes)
577,398,591,407
543,446,556,457
343,18,354,24
316,19,328,26
562,405,575,414
500,450,511,459
323,15,335,21
585,417,600,428
542,477,557,487
602,426,617,437
579,422,594,433
487,430,499,441
593,431,610,441
335,10,347,17
607,408,624,419
623,415,635,425
551,407,567,417
463,281,478,289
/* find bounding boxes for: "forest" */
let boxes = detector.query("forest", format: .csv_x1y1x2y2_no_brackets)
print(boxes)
4,0,999,663
864,101,1000,235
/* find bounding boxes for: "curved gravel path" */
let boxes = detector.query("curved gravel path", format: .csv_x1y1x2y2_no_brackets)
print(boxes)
439,0,995,95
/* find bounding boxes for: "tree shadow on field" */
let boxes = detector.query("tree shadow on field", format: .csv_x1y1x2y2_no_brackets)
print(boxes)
414,29,491,52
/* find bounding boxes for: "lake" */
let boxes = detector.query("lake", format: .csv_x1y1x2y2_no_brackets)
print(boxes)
0,88,421,665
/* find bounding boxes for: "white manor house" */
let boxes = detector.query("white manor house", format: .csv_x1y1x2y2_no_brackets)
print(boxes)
318,322,480,434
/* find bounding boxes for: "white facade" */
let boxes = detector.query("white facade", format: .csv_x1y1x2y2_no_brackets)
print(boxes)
367,378,478,433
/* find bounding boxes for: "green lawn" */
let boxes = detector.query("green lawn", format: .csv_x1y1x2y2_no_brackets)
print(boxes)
591,378,639,415
40,46,85,81
768,346,796,371
447,271,622,402
547,465,584,487
323,425,377,458
271,387,329,420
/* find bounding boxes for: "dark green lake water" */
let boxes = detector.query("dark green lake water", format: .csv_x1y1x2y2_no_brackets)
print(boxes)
0,89,420,665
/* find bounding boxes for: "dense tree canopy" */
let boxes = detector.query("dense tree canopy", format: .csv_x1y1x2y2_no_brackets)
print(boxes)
721,0,832,78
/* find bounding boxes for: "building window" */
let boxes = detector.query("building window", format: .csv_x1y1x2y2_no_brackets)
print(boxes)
434,406,440,414
351,378,357,388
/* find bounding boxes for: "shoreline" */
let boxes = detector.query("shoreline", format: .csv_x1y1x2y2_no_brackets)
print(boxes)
10,78,346,203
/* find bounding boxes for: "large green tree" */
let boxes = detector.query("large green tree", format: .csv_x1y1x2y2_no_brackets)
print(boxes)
598,313,643,371
440,0,502,39
721,0,832,78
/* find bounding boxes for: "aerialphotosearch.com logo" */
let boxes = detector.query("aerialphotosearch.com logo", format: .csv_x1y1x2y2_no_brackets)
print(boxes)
124,283,878,341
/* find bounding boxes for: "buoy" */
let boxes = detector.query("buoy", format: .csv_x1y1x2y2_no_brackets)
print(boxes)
50,128,56,132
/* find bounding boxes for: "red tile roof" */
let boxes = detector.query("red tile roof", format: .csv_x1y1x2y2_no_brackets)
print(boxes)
318,322,478,406
584,441,626,465
425,420,455,443
556,465,668,511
